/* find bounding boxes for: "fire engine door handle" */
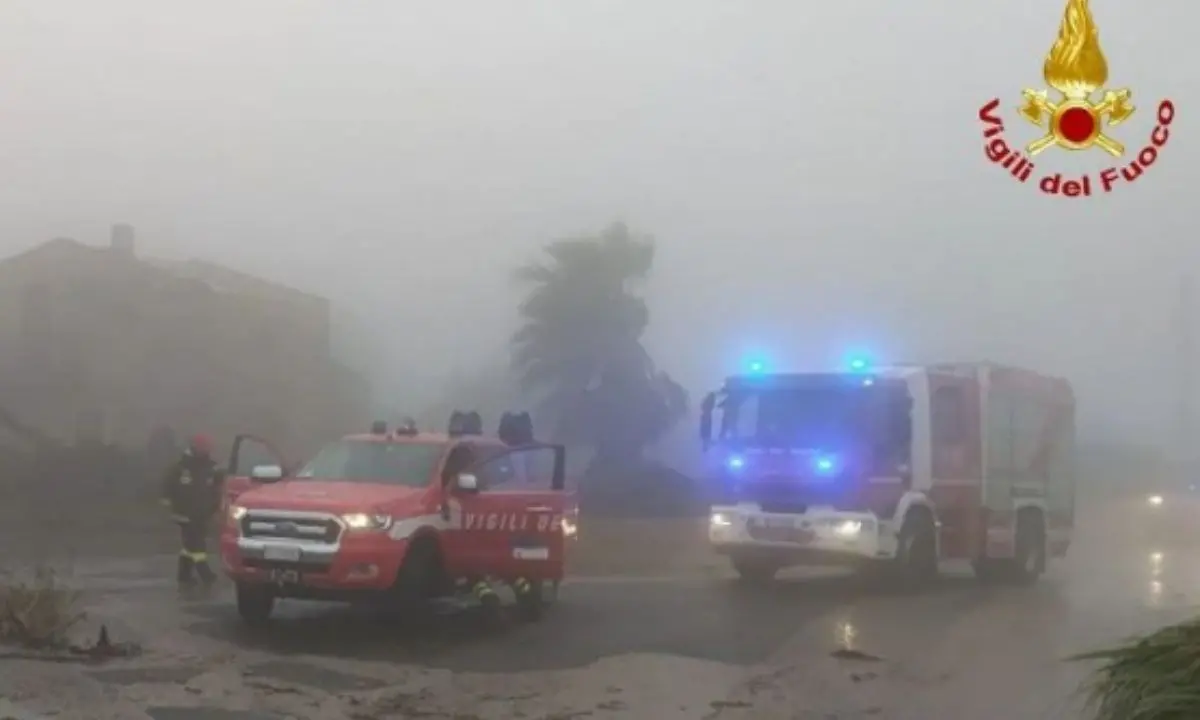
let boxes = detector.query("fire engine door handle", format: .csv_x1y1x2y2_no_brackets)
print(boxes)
525,505,553,513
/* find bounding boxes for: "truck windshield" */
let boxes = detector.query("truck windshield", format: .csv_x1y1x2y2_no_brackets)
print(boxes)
294,440,444,487
722,387,870,448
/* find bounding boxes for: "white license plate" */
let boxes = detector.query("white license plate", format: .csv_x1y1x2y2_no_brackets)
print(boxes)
753,517,799,529
513,546,550,560
264,545,302,562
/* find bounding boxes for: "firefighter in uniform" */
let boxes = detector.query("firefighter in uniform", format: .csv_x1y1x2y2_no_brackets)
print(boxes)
160,434,224,588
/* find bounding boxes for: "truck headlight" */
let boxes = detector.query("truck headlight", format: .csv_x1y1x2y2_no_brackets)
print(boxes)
229,505,248,522
342,513,393,530
833,520,862,537
561,517,578,539
710,512,733,528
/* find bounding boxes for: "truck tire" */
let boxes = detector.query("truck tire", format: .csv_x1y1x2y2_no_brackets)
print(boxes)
236,583,275,626
515,580,546,622
1010,513,1046,585
895,511,938,586
731,554,780,584
972,513,1045,585
393,537,444,609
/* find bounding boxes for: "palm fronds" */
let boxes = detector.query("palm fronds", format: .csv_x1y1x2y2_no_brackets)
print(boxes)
1070,617,1200,720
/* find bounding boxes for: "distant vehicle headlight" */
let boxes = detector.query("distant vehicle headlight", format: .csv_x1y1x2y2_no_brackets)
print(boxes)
1147,494,1165,507
710,512,733,528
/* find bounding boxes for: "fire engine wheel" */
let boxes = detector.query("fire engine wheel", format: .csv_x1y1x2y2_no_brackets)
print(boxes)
895,513,938,585
235,583,275,626
1010,515,1046,585
972,516,1045,585
731,555,780,584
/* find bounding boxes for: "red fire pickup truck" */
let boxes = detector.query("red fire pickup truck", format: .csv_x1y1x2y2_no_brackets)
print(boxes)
219,424,575,624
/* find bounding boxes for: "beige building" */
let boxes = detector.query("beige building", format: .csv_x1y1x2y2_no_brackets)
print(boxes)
0,224,368,461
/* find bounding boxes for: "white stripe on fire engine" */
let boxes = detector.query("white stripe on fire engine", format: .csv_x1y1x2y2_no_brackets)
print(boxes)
863,478,980,486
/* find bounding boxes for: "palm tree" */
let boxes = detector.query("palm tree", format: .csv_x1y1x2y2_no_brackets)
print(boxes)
511,222,687,470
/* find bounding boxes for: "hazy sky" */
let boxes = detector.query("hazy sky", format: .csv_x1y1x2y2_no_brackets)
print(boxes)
0,0,1193,443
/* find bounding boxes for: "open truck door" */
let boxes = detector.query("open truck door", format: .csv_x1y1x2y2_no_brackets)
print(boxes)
222,434,290,514
447,442,568,582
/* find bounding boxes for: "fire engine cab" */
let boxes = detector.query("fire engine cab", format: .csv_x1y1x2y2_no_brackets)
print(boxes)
701,361,1075,585
219,412,575,624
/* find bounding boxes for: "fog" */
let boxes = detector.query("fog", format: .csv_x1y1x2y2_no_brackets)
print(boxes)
0,0,1193,444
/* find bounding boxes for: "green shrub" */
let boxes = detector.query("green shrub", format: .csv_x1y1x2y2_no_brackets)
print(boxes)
1072,618,1200,720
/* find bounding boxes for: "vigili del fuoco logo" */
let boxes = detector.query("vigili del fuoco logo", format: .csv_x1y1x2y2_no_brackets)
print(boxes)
978,0,1175,197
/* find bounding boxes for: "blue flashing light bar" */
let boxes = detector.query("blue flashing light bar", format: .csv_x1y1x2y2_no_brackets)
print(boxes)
812,454,839,476
743,355,769,375
843,351,873,373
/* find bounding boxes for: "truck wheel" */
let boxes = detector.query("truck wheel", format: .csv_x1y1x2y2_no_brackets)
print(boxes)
393,538,444,610
973,515,1045,585
515,580,546,622
236,583,274,626
731,555,779,584
896,512,938,586
1010,514,1046,585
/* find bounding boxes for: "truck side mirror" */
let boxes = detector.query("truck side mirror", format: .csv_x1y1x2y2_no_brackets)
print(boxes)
250,464,283,482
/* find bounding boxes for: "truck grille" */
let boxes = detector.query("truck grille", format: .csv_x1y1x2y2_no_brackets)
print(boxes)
758,500,809,514
748,476,853,514
241,514,341,543
746,524,814,543
242,557,333,574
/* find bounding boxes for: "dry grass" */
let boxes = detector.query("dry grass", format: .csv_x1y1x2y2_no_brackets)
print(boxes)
0,565,85,648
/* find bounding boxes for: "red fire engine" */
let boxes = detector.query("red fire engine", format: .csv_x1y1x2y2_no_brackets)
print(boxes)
700,361,1075,584
219,414,575,624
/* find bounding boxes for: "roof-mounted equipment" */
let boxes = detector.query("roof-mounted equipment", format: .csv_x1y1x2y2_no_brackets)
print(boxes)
498,411,534,446
395,417,418,436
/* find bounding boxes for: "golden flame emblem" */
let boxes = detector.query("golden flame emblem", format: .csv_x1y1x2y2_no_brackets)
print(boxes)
1018,0,1134,156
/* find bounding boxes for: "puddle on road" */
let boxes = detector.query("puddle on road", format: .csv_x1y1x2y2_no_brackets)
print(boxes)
147,708,281,720
245,659,385,693
89,666,204,686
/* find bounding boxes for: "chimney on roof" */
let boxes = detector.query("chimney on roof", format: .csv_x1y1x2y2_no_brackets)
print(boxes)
110,223,135,256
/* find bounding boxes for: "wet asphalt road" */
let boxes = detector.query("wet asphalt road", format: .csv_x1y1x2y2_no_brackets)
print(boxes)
171,498,1198,673
182,571,997,671
6,497,1200,718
